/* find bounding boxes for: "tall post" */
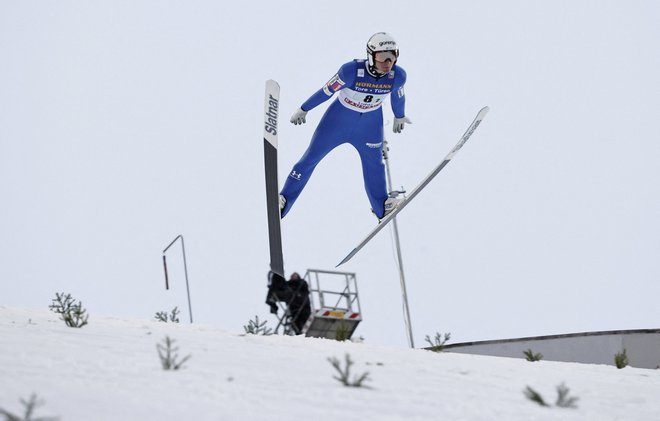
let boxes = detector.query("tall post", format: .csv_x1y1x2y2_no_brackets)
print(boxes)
382,139,415,348
162,235,194,323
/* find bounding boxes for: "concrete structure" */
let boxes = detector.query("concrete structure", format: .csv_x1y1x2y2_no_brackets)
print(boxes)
443,329,660,369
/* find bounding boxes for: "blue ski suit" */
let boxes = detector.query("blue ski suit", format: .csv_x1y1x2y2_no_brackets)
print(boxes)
280,59,407,218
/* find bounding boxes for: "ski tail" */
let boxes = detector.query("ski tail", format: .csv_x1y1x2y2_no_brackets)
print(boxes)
264,80,284,277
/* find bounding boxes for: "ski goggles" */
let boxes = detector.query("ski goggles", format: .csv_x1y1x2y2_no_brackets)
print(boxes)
374,50,398,62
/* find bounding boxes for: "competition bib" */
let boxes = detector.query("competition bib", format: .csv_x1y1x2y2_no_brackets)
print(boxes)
338,88,388,113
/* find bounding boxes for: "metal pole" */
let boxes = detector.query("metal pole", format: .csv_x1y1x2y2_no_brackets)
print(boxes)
162,255,170,290
162,235,194,323
382,139,415,348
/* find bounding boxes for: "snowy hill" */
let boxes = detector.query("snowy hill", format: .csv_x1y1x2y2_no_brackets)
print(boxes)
2,307,660,420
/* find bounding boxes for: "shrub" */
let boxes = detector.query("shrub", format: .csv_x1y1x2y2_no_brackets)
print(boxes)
615,349,629,369
48,292,88,328
523,349,543,362
524,383,579,409
243,315,272,335
328,354,371,387
157,336,191,370
155,307,180,323
425,332,451,352
524,386,548,407
335,323,350,342
555,383,580,408
0,393,59,421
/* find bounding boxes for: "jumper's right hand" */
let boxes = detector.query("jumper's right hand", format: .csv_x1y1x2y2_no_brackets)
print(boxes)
290,108,308,125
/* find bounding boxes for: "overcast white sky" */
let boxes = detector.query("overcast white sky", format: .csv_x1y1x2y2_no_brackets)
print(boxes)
1,1,659,347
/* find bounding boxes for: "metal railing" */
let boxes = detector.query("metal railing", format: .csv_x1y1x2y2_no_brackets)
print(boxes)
162,235,193,323
304,269,361,316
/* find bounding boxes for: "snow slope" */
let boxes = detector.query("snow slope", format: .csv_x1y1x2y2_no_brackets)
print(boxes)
2,306,660,420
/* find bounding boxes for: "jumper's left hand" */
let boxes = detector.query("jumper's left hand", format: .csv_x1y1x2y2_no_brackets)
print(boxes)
393,116,412,133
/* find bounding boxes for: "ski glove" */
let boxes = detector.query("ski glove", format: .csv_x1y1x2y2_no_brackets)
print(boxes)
393,116,412,133
290,108,308,125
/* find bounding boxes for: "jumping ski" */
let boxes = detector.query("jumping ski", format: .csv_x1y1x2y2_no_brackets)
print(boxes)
336,106,490,267
264,79,284,277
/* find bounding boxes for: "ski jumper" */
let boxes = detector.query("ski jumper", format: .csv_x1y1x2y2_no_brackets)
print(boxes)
280,59,407,218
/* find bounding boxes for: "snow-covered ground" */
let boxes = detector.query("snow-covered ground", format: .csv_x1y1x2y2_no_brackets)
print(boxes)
2,306,660,421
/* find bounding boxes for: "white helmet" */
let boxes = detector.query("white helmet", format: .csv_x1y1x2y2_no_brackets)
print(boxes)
366,32,399,76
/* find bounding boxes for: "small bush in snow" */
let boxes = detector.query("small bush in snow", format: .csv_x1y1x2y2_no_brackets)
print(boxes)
155,307,180,323
328,354,370,387
425,332,451,352
48,292,88,328
524,383,579,409
157,336,191,370
0,393,59,421
335,323,350,342
523,349,543,362
524,386,548,407
555,383,580,408
615,349,629,369
243,315,272,335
